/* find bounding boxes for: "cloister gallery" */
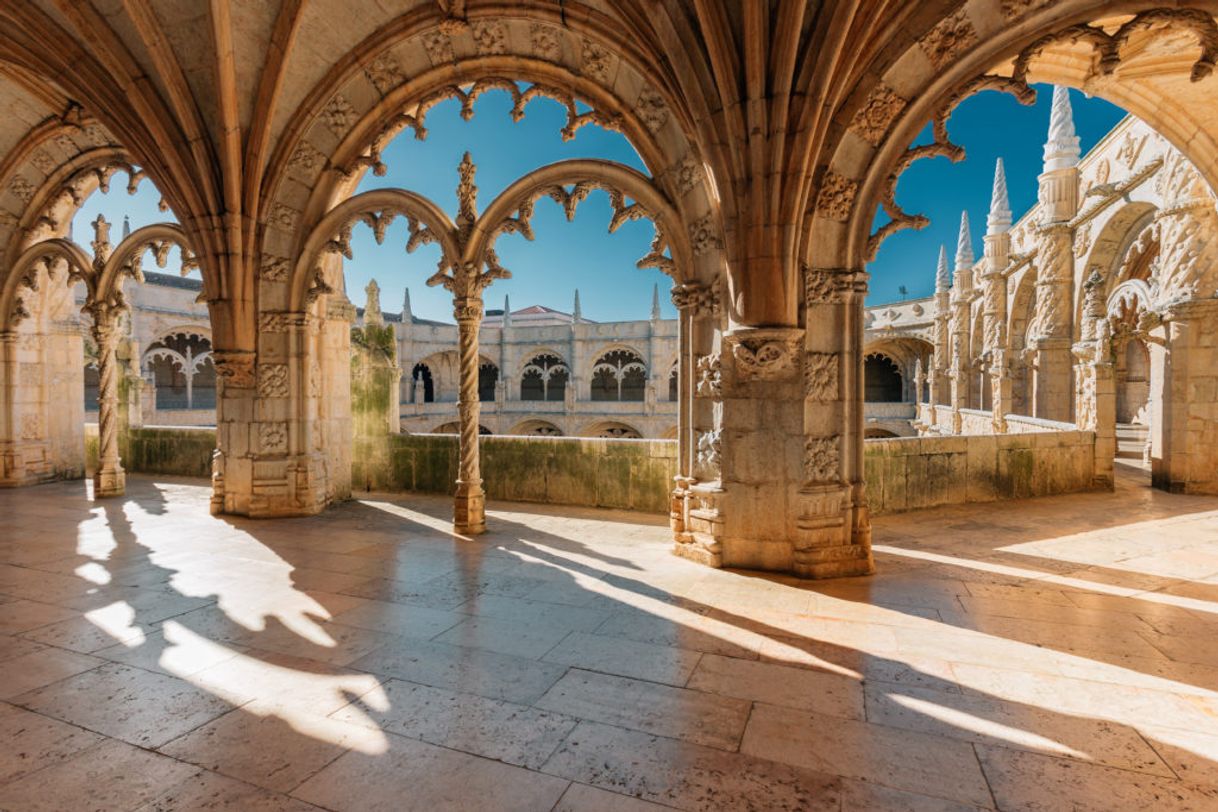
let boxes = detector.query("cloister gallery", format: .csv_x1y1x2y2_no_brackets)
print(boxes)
2,2,1218,810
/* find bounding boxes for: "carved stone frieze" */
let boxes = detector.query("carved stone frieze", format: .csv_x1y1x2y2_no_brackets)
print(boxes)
288,142,325,176
320,94,357,138
471,21,507,54
815,171,858,222
695,353,721,399
580,39,615,84
849,84,907,147
258,312,291,332
725,328,802,382
364,52,404,95
260,255,290,283
671,156,702,197
257,363,290,398
803,352,839,401
421,30,455,64
803,435,841,484
529,24,562,60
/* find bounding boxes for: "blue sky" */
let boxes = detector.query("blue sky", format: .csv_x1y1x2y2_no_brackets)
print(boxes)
73,83,1127,319
866,84,1126,305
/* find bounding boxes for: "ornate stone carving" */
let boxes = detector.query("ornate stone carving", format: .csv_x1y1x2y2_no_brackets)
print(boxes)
320,95,357,138
803,435,841,484
258,422,288,454
421,30,454,64
695,430,722,479
31,151,56,175
849,84,907,147
212,351,256,388
364,52,404,95
471,20,507,54
288,142,325,175
671,281,720,317
689,214,722,256
1117,131,1148,170
671,156,702,197
1000,0,1050,20
529,24,562,60
258,312,290,332
921,7,978,69
20,412,43,440
257,363,289,398
8,176,35,205
269,204,298,231
637,86,669,134
580,39,614,84
804,266,847,304
260,255,290,283
815,171,858,222
695,353,721,399
727,329,801,381
1073,222,1092,258
803,352,839,401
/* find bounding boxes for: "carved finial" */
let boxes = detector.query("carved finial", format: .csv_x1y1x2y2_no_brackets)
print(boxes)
401,286,412,322
573,289,582,323
651,283,661,320
1044,85,1080,172
121,214,131,240
987,158,1012,235
503,294,511,328
364,278,383,326
936,245,950,292
456,151,477,234
91,214,112,262
955,211,974,273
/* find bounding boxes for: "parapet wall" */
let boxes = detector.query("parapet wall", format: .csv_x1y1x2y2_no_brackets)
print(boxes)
864,430,1097,514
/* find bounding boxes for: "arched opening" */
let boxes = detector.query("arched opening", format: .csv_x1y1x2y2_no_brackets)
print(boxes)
582,421,643,439
477,362,498,402
864,354,903,402
520,353,568,402
591,349,647,402
510,419,563,437
410,363,434,403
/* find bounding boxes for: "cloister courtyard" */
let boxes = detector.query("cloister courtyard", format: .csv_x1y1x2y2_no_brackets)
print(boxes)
2,464,1217,811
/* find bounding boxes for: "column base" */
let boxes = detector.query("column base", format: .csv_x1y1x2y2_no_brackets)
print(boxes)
793,486,874,579
93,466,126,498
454,481,486,535
670,482,724,568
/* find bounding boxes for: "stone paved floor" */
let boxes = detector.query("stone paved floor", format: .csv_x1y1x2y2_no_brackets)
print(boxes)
2,469,1218,811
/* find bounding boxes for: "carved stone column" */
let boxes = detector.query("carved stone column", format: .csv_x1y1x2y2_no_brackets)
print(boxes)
980,270,1011,432
453,295,486,535
914,357,925,405
210,348,255,514
90,310,125,498
1030,223,1075,422
0,331,20,485
670,281,722,566
791,267,873,579
1072,271,1115,490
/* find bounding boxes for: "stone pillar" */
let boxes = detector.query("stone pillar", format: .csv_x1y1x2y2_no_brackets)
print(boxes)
453,295,486,534
983,158,1013,433
948,213,975,435
1151,298,1218,494
0,332,20,485
1072,271,1115,490
926,246,950,430
90,311,126,497
670,282,722,566
914,357,925,404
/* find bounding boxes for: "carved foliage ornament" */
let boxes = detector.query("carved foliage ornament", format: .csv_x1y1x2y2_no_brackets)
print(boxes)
364,53,404,95
212,351,256,388
816,172,858,222
530,24,562,60
258,364,289,398
695,430,722,479
921,7,978,69
670,281,720,317
728,330,801,382
803,435,841,484
803,352,839,401
849,84,907,147
695,353,721,399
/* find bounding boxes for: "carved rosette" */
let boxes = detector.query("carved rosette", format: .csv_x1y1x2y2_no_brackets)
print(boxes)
724,328,802,383
849,84,907,146
815,172,858,222
257,364,290,398
803,435,841,485
803,352,839,401
694,353,721,399
921,8,978,69
258,422,288,454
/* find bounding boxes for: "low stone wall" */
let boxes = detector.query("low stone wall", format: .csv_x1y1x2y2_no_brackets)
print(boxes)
86,423,216,479
864,430,1098,514
353,433,677,514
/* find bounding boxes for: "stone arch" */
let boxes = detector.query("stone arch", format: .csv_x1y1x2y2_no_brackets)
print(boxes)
1075,200,1159,336
579,419,643,439
509,419,563,437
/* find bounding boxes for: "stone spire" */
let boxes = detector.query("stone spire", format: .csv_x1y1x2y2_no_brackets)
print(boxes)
364,279,383,326
651,283,661,320
401,287,412,322
935,245,950,292
572,289,582,323
502,294,511,327
1043,85,1081,172
987,158,1012,235
122,215,131,240
955,210,974,272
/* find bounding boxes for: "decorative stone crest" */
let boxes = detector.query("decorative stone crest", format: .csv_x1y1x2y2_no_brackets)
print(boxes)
422,30,455,64
636,86,669,134
803,435,841,484
580,39,614,84
471,21,507,54
529,24,562,60
364,52,404,95
688,214,722,256
849,84,907,146
803,352,839,401
695,353,721,399
320,95,357,138
258,422,288,454
726,328,802,382
815,171,858,222
257,363,289,398
921,7,978,69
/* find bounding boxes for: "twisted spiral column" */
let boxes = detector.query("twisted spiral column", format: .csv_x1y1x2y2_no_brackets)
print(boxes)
453,295,485,534
92,314,126,497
